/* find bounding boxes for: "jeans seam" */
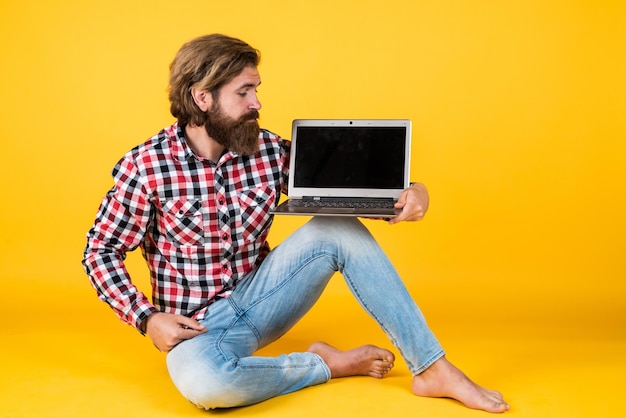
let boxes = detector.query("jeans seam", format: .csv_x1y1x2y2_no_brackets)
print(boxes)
226,250,336,348
214,310,247,365
343,270,421,372
235,250,335,314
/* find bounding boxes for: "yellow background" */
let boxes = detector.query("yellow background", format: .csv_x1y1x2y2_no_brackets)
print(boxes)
1,1,625,417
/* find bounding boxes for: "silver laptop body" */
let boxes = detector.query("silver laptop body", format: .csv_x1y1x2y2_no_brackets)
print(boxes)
271,119,412,217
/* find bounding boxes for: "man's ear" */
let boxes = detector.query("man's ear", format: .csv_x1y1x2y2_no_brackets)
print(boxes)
190,87,212,112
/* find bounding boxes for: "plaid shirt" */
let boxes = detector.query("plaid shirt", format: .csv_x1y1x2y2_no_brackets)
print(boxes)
82,122,289,332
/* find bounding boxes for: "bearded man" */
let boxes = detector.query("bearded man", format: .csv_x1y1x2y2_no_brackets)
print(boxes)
82,34,509,413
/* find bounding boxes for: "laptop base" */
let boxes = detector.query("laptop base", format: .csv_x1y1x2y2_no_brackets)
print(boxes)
271,200,401,217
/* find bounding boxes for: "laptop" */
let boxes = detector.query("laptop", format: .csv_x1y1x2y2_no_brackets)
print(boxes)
271,119,412,217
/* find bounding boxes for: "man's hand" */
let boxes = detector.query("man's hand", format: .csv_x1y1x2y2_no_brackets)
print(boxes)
388,182,430,225
143,312,207,352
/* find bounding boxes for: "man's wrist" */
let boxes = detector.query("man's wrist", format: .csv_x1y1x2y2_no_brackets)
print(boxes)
138,310,160,334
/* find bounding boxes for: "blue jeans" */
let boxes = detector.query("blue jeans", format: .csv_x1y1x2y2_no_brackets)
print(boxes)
166,217,444,409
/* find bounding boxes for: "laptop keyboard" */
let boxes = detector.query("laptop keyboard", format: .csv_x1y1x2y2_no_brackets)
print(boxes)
290,199,395,209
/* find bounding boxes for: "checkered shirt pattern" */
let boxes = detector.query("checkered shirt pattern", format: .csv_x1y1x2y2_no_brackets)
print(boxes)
82,122,290,332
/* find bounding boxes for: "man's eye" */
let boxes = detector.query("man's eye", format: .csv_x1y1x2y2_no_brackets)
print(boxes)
238,89,257,97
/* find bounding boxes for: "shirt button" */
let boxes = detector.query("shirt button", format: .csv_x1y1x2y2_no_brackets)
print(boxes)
218,199,224,205
222,264,228,272
222,233,228,241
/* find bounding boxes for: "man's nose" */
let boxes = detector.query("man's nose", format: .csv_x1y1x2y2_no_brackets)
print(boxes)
250,94,261,111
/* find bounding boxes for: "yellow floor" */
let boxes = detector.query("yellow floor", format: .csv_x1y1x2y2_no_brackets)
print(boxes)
2,275,625,418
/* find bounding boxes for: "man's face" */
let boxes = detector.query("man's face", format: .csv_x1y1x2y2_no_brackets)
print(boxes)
204,66,262,155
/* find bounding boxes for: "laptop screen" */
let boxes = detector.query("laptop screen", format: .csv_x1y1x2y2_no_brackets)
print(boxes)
289,120,411,198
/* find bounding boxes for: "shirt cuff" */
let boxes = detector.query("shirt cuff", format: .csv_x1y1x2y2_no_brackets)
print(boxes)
127,300,160,335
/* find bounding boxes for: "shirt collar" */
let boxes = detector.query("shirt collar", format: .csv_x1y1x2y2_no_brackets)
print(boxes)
171,122,195,162
172,122,240,165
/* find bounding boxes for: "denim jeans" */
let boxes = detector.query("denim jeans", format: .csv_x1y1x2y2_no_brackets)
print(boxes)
166,216,444,409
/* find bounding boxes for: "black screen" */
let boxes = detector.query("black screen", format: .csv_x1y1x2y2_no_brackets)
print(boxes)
293,126,406,189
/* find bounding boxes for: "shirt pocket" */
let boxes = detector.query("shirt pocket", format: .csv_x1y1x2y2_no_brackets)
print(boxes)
161,199,205,246
236,186,276,243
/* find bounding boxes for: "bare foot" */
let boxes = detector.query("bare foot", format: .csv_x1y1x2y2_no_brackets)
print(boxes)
412,356,510,413
308,342,395,379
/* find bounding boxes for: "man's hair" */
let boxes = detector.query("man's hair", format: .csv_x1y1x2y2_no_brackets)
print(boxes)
168,34,260,126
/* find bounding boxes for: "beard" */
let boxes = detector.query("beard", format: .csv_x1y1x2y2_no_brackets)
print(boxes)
204,104,260,156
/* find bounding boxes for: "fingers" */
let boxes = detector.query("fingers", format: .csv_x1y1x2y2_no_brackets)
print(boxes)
156,327,204,352
387,191,408,224
388,184,429,224
389,213,412,225
168,316,207,349
146,312,207,352
177,315,207,332
177,327,206,345
176,317,208,344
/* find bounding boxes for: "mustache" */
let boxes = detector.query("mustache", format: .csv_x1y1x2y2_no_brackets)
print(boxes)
240,110,260,122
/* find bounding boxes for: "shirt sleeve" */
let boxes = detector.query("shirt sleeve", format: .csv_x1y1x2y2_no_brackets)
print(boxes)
82,156,159,333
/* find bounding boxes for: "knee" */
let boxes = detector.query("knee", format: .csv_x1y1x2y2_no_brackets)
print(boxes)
167,348,248,410
312,218,377,253
306,216,369,240
169,362,247,410
181,383,238,410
